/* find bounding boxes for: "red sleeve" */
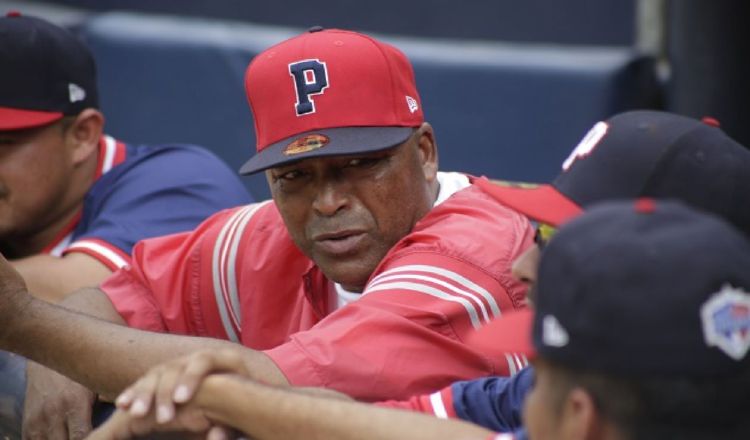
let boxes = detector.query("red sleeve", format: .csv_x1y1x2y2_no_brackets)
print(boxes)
100,265,167,332
377,385,457,419
100,207,246,339
265,251,526,401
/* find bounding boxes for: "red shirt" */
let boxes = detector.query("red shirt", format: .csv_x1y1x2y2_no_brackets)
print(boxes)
102,176,533,400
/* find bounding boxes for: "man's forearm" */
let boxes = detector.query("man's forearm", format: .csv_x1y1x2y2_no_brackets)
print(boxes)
198,375,493,440
1,289,285,398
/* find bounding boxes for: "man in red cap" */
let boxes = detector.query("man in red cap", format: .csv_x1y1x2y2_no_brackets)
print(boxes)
0,27,532,437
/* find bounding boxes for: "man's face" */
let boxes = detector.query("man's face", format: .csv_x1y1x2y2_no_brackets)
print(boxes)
0,120,75,245
512,244,541,288
524,360,564,440
267,123,438,292
511,221,557,302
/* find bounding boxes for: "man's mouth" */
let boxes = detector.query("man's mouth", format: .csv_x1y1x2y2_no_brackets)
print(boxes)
313,230,367,256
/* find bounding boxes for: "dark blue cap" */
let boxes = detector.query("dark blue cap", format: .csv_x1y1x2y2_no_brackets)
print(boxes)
534,199,750,376
0,13,99,130
470,199,750,377
477,111,750,238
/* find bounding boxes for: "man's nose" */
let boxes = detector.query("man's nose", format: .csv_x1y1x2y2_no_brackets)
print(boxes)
511,244,541,286
312,179,350,217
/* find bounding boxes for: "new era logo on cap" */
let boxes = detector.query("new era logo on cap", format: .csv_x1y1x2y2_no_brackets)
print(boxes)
69,83,86,103
406,95,419,113
541,315,569,348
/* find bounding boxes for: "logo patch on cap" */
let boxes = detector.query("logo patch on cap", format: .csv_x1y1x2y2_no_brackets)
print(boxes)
68,83,86,103
289,59,329,116
701,284,750,361
542,315,569,347
406,96,419,113
562,121,609,171
284,134,330,156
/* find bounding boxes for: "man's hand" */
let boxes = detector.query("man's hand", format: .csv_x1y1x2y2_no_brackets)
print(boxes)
23,362,95,440
115,349,251,425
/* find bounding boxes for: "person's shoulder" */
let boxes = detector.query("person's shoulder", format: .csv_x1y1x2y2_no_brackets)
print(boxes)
93,139,249,203
201,200,282,234
416,178,530,242
379,177,532,280
123,142,236,172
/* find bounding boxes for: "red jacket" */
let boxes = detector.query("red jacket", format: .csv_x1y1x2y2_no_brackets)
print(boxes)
102,175,533,400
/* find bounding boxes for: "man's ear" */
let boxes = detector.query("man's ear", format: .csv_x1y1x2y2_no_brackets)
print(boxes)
65,108,105,166
415,122,438,182
558,387,604,440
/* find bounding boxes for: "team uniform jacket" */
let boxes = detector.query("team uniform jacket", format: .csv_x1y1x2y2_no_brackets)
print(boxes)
380,367,533,438
42,135,251,267
102,173,533,401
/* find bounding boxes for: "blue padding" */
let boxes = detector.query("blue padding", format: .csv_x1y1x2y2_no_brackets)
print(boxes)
81,12,659,200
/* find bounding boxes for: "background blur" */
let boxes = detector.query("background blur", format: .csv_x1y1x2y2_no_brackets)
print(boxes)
2,0,747,200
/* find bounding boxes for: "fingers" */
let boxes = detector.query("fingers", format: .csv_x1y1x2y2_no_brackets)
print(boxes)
116,348,251,425
86,405,215,440
66,395,94,440
173,349,248,404
84,409,136,440
23,366,95,440
119,367,160,417
206,426,230,440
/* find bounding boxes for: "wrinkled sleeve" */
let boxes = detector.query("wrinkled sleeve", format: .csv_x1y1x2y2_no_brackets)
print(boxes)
265,251,527,401
100,207,244,339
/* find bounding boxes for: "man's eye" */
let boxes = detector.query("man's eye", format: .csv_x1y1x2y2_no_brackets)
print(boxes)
346,157,379,168
279,170,303,180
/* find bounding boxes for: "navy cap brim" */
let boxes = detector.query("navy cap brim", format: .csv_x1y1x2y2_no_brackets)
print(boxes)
239,126,415,175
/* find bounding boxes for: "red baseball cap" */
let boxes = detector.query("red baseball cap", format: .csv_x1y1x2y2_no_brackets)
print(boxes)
239,28,424,175
0,13,99,131
467,309,536,358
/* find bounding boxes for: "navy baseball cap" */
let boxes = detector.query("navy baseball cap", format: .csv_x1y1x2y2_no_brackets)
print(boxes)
469,199,750,377
476,111,750,237
0,12,99,130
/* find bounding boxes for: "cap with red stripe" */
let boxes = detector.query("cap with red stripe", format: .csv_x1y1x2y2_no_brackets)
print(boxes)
0,12,98,130
469,200,750,377
239,27,423,175
476,111,750,237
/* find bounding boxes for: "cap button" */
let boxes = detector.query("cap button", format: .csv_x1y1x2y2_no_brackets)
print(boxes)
634,198,656,214
701,116,720,127
308,26,324,33
5,10,22,17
